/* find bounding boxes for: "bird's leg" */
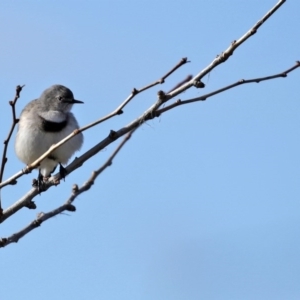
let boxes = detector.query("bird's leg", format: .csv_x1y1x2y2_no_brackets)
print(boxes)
32,169,46,192
59,163,67,181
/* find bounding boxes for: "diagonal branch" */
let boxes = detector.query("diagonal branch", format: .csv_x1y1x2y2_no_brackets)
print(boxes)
0,129,136,247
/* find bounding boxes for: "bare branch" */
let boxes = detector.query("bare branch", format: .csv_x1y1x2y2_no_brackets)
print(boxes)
0,129,135,247
0,1,292,227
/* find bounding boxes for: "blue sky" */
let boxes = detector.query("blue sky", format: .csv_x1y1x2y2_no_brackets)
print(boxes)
1,1,299,299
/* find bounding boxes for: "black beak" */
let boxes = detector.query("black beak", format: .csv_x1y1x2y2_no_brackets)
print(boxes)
61,97,84,104
72,99,84,104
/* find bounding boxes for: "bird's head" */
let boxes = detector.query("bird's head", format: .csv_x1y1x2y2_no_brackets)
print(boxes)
39,85,83,112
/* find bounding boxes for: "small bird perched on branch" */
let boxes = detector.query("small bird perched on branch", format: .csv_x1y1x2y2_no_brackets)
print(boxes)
15,85,84,188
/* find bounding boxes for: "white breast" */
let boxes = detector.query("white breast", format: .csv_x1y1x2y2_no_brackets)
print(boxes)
38,111,67,122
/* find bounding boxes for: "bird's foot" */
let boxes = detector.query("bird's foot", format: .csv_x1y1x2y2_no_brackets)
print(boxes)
59,164,67,181
32,172,47,193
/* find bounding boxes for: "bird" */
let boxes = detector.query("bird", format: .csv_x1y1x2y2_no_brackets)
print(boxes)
15,84,84,187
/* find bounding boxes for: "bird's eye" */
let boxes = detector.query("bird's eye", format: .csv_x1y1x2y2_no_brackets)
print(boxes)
57,96,63,101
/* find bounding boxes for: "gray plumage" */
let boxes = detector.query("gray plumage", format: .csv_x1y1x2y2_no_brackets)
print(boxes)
15,84,84,177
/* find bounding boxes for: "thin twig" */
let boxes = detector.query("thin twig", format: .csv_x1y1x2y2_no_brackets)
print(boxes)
137,57,189,93
0,129,136,247
0,85,24,213
167,75,194,94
